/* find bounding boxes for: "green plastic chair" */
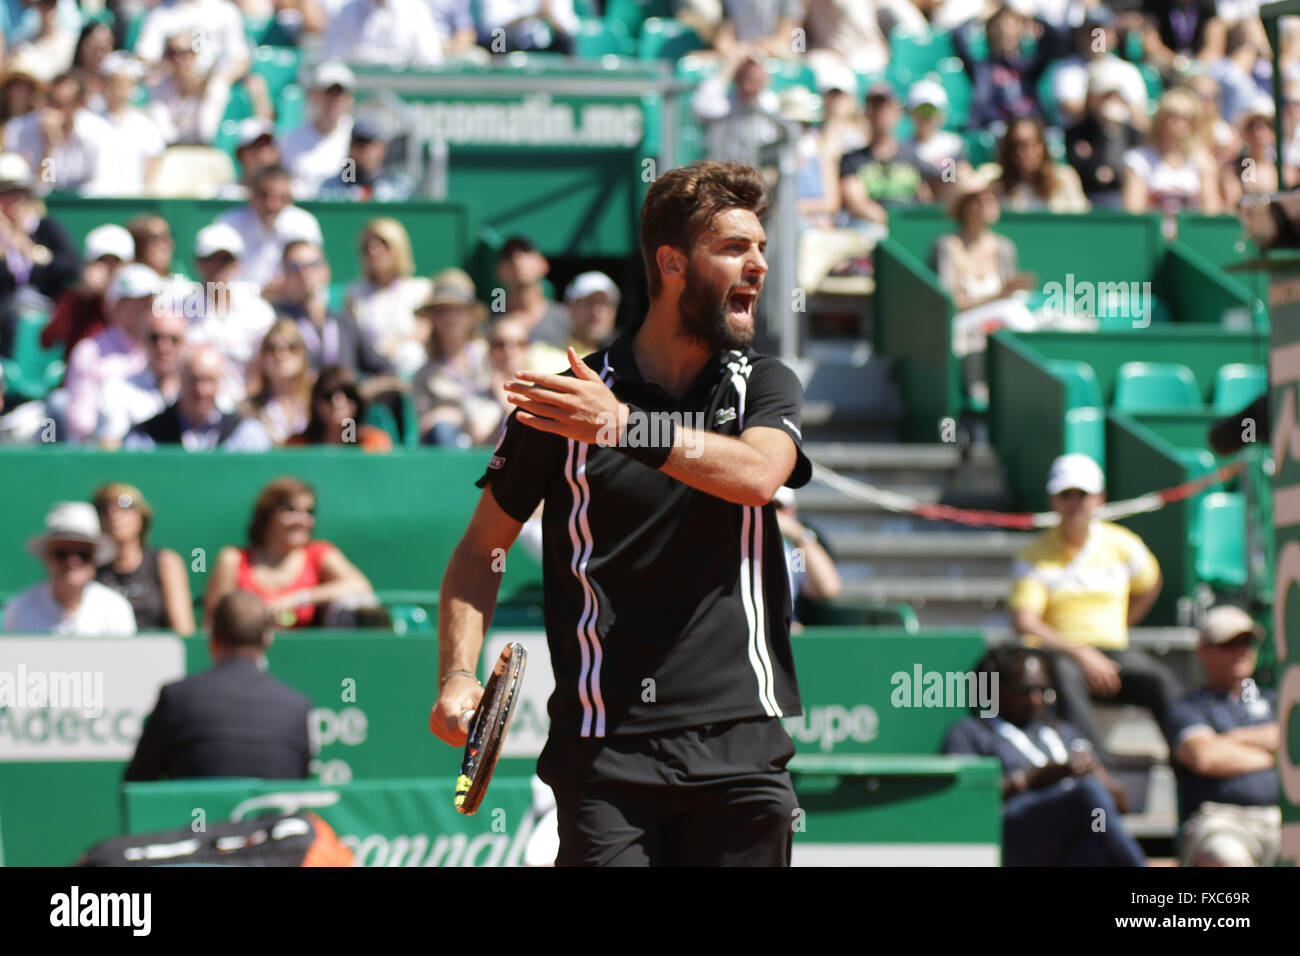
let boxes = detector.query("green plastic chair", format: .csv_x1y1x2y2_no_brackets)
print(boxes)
1113,362,1201,411
1048,359,1103,410
251,46,303,102
1176,447,1218,543
1036,61,1061,127
889,28,954,78
575,17,634,57
6,313,63,401
767,59,818,93
1195,491,1246,587
1063,406,1105,471
963,128,997,165
605,0,671,39
275,84,305,137
637,18,705,60
388,603,433,635
1213,364,1266,414
1139,63,1163,103
934,58,972,129
221,82,255,124
362,399,401,447
213,118,242,163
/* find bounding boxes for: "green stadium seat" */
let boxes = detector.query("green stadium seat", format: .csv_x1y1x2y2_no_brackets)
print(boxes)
1036,62,1061,127
275,84,305,137
222,82,255,124
767,59,818,93
889,28,954,78
1139,63,1163,104
575,17,634,57
214,119,242,162
1213,363,1267,414
637,18,706,60
605,0,672,39
933,59,971,129
1113,362,1201,411
1048,359,1103,409
5,312,63,401
388,603,433,634
251,46,303,102
1176,446,1219,542
962,128,996,165
1063,406,1105,470
1195,491,1246,587
124,11,146,51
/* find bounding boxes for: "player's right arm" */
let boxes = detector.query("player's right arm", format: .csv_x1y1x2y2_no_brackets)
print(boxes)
430,487,524,748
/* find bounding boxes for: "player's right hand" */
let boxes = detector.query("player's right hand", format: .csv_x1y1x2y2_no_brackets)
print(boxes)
430,674,484,747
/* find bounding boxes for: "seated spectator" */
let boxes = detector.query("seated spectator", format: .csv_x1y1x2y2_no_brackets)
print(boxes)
1164,606,1280,867
817,67,866,157
273,237,393,378
146,31,234,147
3,501,136,635
838,83,929,239
8,0,77,84
59,264,158,442
288,364,393,451
0,151,77,358
494,234,576,352
900,79,966,201
429,0,481,59
778,85,841,230
134,0,251,85
217,119,281,201
344,217,431,377
475,0,578,55
1206,19,1269,131
412,269,495,446
93,482,194,635
714,0,802,61
95,52,165,197
1122,88,1222,214
1010,453,1183,762
933,171,1037,403
183,222,276,406
1141,0,1223,76
773,485,841,626
124,344,273,450
204,476,376,629
1066,61,1144,208
995,116,1089,212
95,301,186,446
41,223,132,362
692,47,780,169
127,213,177,280
943,646,1147,866
0,67,44,145
281,60,355,200
213,164,323,296
317,120,414,202
1051,6,1149,131
241,318,315,445
3,71,112,195
803,0,897,75
563,271,620,355
1220,94,1278,212
953,4,1063,133
1184,70,1238,168
324,0,446,66
123,590,311,781
71,19,114,108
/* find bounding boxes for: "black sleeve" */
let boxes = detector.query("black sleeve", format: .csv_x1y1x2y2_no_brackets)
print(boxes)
123,686,172,782
838,148,865,181
741,356,812,488
474,408,567,523
31,216,80,301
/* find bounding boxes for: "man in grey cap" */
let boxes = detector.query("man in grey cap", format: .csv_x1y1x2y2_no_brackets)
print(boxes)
563,271,620,354
1163,606,1281,866
4,501,136,635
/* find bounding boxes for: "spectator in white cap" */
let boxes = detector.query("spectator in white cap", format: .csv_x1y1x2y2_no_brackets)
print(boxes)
1051,7,1148,132
1220,95,1278,212
564,271,620,354
134,0,251,84
0,150,79,359
3,71,113,195
183,221,276,407
899,79,966,200
3,501,137,635
218,119,280,200
94,52,166,197
213,164,323,295
1009,452,1182,764
42,223,133,362
323,0,446,67
1163,606,1280,867
57,263,160,441
147,30,237,147
280,61,356,200
1065,60,1144,208
6,0,78,84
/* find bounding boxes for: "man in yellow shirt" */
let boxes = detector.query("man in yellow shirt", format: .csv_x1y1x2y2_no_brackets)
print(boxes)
1010,454,1183,761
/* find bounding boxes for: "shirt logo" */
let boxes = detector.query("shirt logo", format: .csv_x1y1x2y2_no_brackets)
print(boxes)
715,407,738,426
488,455,505,470
782,417,802,440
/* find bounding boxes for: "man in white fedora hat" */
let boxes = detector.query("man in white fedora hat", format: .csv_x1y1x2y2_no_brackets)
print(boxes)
3,502,136,635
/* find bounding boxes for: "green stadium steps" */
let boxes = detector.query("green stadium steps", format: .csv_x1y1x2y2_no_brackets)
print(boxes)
1113,362,1202,412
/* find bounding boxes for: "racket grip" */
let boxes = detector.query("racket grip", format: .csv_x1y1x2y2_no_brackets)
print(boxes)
458,709,475,733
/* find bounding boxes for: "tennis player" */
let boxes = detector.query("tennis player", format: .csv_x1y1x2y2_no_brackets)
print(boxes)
430,161,812,866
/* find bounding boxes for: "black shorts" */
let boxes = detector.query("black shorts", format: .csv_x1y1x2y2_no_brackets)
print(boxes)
537,715,798,867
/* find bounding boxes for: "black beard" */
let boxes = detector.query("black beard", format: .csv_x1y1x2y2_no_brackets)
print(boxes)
678,261,755,352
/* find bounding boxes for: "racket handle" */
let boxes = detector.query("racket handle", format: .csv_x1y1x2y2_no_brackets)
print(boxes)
458,709,475,733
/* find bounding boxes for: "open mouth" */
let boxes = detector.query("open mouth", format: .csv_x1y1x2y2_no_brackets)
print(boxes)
727,287,758,320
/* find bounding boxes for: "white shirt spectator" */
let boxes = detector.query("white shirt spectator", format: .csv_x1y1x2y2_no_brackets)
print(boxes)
281,115,354,200
62,325,148,442
323,0,446,67
428,0,473,38
186,289,277,407
134,0,251,77
148,74,232,146
7,29,77,83
478,0,579,36
95,366,176,442
213,204,324,289
346,275,432,376
4,108,113,194
91,108,167,197
1122,145,1204,213
3,580,137,635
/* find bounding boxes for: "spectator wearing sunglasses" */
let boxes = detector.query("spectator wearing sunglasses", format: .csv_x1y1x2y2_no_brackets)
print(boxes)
212,164,323,297
287,364,392,452
3,501,136,635
96,300,187,446
1164,606,1281,867
92,482,194,635
204,477,375,629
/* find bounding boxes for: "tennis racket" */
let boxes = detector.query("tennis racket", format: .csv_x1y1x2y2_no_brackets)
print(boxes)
454,641,527,815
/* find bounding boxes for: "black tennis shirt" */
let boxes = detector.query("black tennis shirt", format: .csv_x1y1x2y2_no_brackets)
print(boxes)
477,327,812,738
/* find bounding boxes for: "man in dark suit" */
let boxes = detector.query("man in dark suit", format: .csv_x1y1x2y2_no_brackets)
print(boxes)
124,590,313,781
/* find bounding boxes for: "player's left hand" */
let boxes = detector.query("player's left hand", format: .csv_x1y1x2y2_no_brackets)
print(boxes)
504,347,627,445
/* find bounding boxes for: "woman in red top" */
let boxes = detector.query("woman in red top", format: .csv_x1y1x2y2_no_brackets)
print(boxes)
204,477,375,629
